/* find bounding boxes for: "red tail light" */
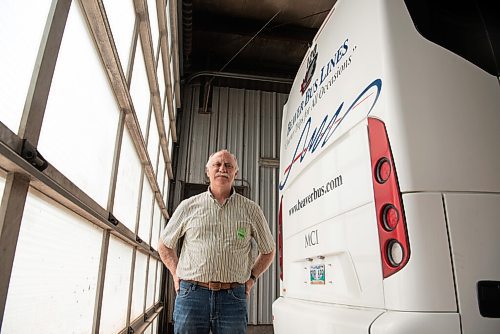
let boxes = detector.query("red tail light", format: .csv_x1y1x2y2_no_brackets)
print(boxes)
278,195,284,280
368,117,410,278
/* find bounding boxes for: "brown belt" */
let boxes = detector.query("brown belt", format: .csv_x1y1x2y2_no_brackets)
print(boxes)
185,280,242,291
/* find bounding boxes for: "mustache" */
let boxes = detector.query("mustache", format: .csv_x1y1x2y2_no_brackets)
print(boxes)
216,172,229,178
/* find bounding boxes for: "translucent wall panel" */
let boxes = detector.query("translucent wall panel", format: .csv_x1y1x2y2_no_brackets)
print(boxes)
169,131,174,161
130,251,148,321
130,37,151,137
146,257,156,308
169,58,176,102
165,183,170,204
0,0,52,134
150,202,161,250
157,146,166,189
0,173,5,199
114,127,142,231
144,323,153,334
166,0,172,50
38,3,119,208
152,317,158,334
99,235,133,334
147,0,160,54
157,49,166,107
155,260,162,302
138,175,153,241
147,113,159,172
3,188,102,333
102,0,136,73
163,101,171,144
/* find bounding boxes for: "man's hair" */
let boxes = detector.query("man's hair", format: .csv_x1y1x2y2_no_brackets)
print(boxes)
205,149,239,172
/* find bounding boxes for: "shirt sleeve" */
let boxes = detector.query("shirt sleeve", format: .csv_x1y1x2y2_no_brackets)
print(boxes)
250,204,275,254
159,200,188,249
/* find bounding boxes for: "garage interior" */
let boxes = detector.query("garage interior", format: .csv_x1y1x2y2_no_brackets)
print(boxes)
0,0,336,333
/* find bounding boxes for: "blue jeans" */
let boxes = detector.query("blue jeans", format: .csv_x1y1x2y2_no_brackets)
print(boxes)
173,280,248,334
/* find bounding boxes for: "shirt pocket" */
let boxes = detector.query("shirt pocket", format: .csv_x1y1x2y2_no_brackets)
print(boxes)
226,221,252,250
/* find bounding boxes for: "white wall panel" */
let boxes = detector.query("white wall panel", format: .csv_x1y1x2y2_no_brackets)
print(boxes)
157,146,166,191
102,0,136,73
155,260,162,303
147,113,160,172
147,0,160,54
114,127,142,230
157,49,166,107
38,2,119,208
130,38,151,138
152,317,158,333
130,251,148,322
2,189,102,333
138,175,154,241
99,235,133,334
0,174,5,202
150,202,161,249
0,0,52,134
0,0,172,332
166,0,173,49
146,257,156,308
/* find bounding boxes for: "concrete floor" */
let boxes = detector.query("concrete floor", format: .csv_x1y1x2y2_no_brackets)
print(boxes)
247,325,274,334
165,323,274,333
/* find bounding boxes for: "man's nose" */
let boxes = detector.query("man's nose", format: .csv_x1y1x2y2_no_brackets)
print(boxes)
219,163,227,172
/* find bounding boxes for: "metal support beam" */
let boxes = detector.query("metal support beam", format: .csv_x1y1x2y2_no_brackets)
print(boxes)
157,0,180,152
18,0,72,145
0,172,30,328
0,123,160,260
92,230,111,334
169,0,182,108
136,0,177,169
79,0,170,220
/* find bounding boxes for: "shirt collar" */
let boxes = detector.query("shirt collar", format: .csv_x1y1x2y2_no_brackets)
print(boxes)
207,186,236,202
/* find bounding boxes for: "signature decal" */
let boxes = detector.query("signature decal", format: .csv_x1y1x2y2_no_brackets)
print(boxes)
280,79,382,190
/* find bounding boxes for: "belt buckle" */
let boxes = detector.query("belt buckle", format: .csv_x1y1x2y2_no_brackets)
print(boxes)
209,282,222,291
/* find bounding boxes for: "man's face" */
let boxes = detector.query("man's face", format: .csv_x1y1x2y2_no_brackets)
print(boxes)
206,151,238,190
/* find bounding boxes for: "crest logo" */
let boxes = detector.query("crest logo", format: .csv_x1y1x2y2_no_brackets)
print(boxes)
300,44,318,95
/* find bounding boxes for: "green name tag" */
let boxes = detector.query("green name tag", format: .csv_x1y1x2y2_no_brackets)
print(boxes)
237,228,247,240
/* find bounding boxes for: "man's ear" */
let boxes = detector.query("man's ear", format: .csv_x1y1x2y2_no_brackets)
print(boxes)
205,169,210,184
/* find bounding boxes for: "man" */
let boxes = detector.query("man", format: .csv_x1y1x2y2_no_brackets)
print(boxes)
158,149,275,334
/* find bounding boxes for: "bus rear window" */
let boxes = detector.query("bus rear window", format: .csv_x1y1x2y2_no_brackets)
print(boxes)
404,0,500,76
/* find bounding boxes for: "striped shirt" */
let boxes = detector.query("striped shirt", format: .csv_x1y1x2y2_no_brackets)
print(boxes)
160,188,275,283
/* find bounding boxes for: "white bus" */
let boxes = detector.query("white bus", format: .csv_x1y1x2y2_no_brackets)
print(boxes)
272,0,500,333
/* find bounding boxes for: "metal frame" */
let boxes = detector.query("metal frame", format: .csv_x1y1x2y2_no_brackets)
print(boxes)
1,0,72,326
0,0,181,332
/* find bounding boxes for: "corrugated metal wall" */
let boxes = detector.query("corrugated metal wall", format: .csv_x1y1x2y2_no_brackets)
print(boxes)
172,83,287,324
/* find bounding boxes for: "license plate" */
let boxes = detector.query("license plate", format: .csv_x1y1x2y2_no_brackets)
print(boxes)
309,264,325,285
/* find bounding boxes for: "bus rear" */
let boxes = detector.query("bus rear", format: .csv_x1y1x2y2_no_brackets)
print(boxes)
273,0,500,333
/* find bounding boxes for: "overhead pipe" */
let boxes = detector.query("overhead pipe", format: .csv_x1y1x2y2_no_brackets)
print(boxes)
184,71,294,85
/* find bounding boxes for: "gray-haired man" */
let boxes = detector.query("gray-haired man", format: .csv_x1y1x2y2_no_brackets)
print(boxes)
159,149,275,334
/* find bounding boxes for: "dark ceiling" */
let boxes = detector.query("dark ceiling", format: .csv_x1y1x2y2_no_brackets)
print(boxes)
180,0,337,83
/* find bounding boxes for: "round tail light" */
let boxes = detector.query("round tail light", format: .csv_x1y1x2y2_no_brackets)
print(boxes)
381,204,399,231
387,239,404,267
375,157,391,184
